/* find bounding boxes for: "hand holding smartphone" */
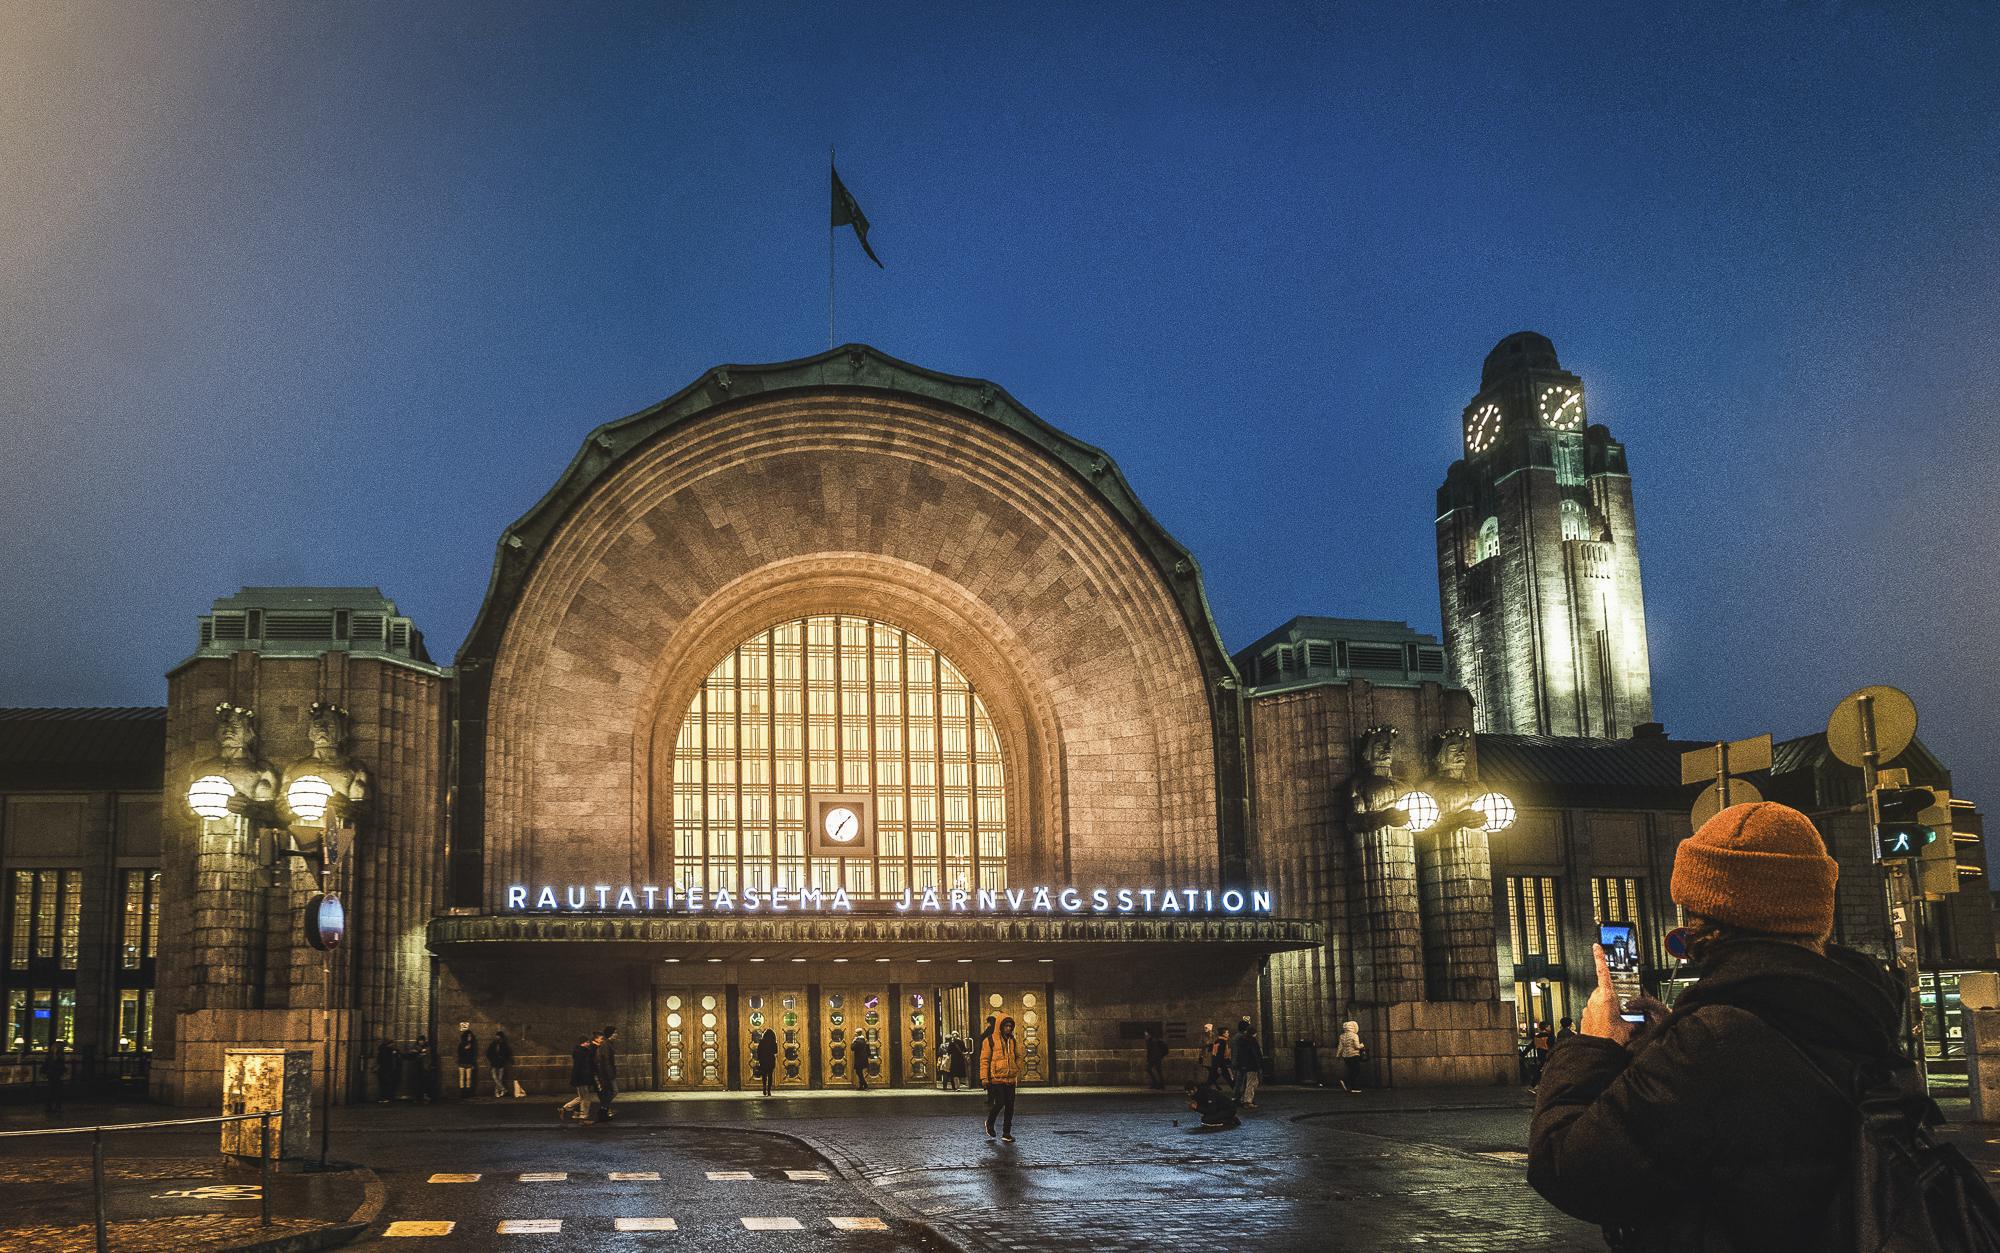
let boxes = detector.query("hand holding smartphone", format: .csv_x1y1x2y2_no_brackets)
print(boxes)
1598,923,1645,1024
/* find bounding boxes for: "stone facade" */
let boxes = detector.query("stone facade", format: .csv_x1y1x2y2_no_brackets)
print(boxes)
1437,332,1654,738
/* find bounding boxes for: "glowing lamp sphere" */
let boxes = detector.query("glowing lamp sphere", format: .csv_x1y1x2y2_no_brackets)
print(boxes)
1473,791,1518,833
286,774,336,825
186,774,237,821
1398,790,1440,834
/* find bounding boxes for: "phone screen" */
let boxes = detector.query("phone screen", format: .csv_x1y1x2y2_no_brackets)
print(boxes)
1599,923,1645,1023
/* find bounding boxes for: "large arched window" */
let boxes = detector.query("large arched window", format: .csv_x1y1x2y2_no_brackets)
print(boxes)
1470,515,1499,565
670,616,1007,900
1560,499,1589,542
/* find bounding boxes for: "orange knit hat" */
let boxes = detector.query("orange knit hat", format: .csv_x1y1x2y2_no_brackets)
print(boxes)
1671,802,1838,940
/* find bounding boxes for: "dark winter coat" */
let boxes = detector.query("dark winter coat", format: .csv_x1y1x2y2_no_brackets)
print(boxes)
755,1033,778,1075
594,1040,619,1091
569,1043,595,1087
1233,1030,1263,1073
1529,940,1904,1252
376,1041,399,1079
486,1034,513,1067
1145,1035,1168,1065
852,1036,872,1067
456,1031,477,1065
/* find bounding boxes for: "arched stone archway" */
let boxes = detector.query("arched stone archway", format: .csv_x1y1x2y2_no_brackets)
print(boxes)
455,347,1244,906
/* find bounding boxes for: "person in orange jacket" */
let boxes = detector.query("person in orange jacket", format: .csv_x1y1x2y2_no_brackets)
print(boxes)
979,1013,1022,1142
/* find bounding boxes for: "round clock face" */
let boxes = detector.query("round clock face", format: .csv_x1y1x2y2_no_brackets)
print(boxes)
823,806,861,844
1538,385,1584,431
1465,402,1502,454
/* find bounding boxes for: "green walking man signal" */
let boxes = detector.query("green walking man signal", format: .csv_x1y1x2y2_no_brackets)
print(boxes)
1872,785,1943,861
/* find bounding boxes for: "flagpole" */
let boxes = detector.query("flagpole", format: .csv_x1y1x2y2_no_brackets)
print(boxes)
828,145,836,350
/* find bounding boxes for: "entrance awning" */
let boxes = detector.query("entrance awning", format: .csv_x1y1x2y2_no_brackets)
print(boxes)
427,912,1323,963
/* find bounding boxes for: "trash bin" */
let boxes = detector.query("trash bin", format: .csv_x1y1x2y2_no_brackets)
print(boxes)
222,1048,312,1160
1293,1039,1322,1086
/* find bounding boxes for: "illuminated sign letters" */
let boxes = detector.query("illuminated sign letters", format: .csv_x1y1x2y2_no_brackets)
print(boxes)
500,883,1274,916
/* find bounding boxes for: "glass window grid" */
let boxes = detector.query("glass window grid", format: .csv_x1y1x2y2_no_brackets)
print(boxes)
671,616,1007,900
1504,875,1567,1031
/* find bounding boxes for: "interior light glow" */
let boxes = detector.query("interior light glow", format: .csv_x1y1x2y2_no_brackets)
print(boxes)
1399,790,1440,834
1473,791,1518,832
186,775,237,821
286,774,335,824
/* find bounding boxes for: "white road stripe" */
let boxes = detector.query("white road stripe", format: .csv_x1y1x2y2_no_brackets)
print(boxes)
742,1216,805,1231
830,1216,889,1230
784,1169,830,1181
707,1170,755,1181
615,1218,679,1231
609,1171,661,1181
497,1219,562,1234
426,1173,480,1184
517,1172,567,1183
383,1221,456,1236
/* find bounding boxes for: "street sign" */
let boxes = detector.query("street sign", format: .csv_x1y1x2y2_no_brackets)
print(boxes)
1680,734,1773,786
1691,778,1764,829
1826,685,1917,768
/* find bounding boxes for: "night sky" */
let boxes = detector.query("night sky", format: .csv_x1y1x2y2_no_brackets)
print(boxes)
5,4,1997,827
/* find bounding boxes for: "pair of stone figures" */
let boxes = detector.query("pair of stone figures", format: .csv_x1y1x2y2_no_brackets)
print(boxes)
193,701,369,827
1350,726,1489,836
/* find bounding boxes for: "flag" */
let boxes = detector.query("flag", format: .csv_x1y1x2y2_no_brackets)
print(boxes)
831,165,883,268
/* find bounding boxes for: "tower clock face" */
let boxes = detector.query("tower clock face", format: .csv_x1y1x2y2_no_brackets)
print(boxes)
1538,385,1584,431
1465,402,1502,454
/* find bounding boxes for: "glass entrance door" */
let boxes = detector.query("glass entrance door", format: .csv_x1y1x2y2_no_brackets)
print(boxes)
818,988,887,1087
656,989,727,1090
979,984,1048,1085
740,989,809,1090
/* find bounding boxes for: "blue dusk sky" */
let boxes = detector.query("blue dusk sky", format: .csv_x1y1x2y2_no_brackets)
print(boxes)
3,3,1997,830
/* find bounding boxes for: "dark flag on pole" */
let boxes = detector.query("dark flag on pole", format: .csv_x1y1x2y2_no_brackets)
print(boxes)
831,165,884,267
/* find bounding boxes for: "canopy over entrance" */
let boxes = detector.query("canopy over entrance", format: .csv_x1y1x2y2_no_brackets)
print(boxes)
428,912,1321,963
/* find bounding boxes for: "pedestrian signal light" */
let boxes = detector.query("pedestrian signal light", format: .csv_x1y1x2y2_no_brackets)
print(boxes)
1872,785,1940,861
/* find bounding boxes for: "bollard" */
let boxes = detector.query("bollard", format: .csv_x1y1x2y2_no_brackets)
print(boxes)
260,1112,272,1227
92,1128,108,1253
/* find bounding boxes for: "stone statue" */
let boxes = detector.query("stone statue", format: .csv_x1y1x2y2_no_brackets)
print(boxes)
1348,725,1408,834
194,703,278,807
283,701,370,823
1425,728,1486,832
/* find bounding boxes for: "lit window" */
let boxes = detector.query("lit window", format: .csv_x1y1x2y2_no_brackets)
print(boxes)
1561,499,1588,542
671,616,1006,899
1471,516,1499,565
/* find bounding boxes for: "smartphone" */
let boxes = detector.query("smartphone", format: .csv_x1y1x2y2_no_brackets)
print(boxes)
1599,923,1646,1023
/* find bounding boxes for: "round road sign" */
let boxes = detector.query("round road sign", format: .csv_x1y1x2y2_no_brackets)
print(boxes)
1826,686,1917,768
1691,778,1764,831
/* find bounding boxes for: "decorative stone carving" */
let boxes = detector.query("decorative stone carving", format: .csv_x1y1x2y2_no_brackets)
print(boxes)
1347,726,1424,1005
194,703,279,809
282,702,370,841
1425,728,1486,831
1416,726,1501,1003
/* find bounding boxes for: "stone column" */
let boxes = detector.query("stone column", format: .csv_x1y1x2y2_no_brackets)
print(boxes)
191,816,259,1009
1348,827,1424,1006
1418,825,1501,1002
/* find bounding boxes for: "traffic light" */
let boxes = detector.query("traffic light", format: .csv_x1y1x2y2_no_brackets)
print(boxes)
1872,785,1942,861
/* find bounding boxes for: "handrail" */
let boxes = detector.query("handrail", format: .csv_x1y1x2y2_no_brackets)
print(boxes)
0,1111,272,1139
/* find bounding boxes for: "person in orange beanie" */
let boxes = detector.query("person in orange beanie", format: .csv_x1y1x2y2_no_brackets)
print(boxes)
1526,802,1905,1251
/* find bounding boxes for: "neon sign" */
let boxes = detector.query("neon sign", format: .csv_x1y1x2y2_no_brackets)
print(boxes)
502,883,1274,916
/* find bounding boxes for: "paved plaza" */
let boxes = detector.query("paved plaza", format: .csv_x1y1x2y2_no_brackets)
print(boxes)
6,1084,2000,1251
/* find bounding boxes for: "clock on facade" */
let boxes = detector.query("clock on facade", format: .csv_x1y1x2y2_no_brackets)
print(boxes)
1465,402,1503,454
810,794,873,857
823,805,860,844
1538,385,1584,431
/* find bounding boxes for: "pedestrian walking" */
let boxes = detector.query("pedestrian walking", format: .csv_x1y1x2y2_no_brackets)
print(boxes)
1522,1022,1552,1089
487,1029,515,1097
980,1014,1021,1142
1144,1026,1168,1090
375,1038,399,1103
1335,1020,1366,1093
852,1032,873,1090
1527,802,1921,1251
454,1022,477,1097
1233,1023,1263,1108
756,1029,778,1097
1553,1016,1578,1045
592,1026,620,1122
1206,1025,1234,1090
976,1015,996,1089
412,1034,438,1103
41,1041,67,1116
560,1034,596,1122
946,1034,967,1091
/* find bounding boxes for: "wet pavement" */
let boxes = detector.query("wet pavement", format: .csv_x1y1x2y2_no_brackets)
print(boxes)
7,1083,2000,1251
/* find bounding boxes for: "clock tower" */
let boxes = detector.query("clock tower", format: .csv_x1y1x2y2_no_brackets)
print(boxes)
1436,332,1654,738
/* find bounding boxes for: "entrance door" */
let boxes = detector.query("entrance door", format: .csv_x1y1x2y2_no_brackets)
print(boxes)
657,990,727,1090
818,988,887,1087
740,989,809,1090
980,984,1049,1085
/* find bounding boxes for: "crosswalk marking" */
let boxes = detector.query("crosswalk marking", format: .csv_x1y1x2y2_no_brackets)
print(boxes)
742,1217,805,1231
707,1170,755,1181
784,1169,830,1181
517,1172,567,1183
383,1221,456,1237
830,1216,889,1230
427,1173,480,1184
614,1218,679,1231
609,1171,661,1181
497,1219,562,1234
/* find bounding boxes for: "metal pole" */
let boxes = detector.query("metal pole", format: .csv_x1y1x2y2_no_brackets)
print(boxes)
828,145,836,350
259,1111,272,1227
1858,695,1927,1082
91,1128,107,1253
